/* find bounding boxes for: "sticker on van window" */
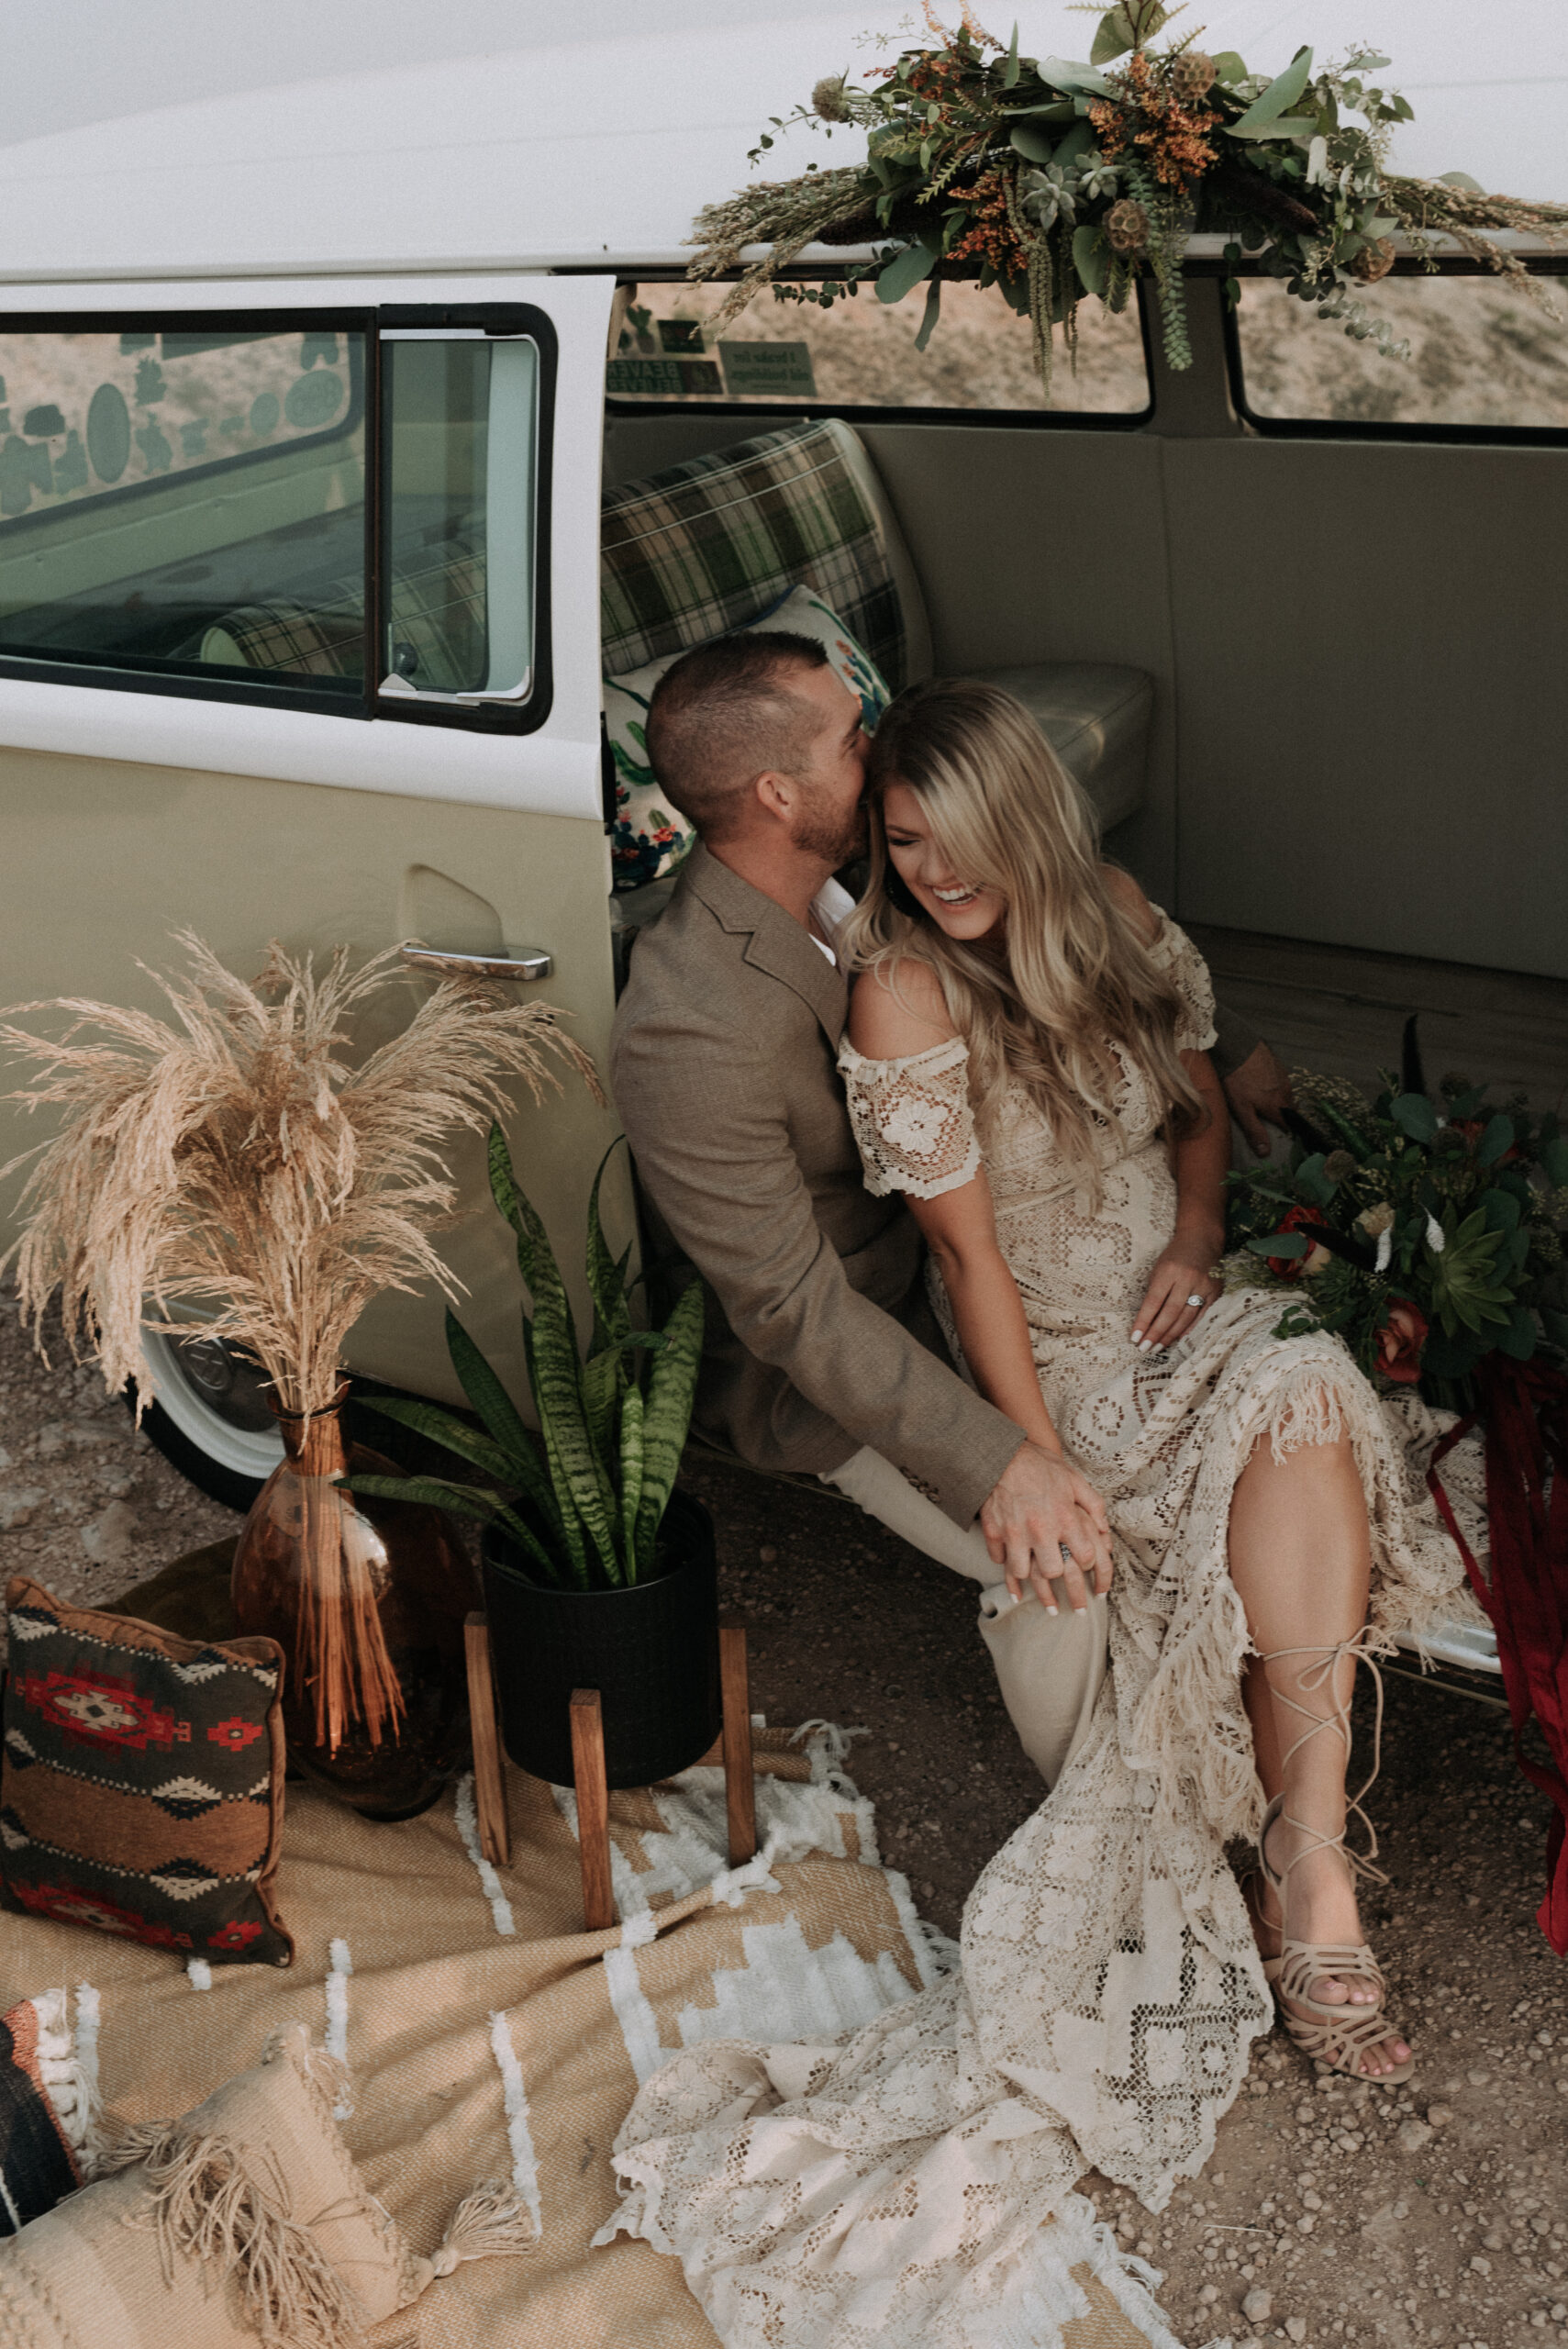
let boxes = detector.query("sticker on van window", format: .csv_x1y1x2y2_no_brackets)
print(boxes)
606,357,724,397
717,341,817,399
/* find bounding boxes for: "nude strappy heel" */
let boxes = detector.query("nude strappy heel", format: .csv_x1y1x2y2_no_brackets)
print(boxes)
1254,1633,1413,2085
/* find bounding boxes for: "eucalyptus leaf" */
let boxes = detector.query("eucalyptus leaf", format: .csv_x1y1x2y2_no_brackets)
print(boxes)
1477,1112,1517,1166
1440,171,1485,193
1211,50,1248,84
1226,117,1318,140
1226,46,1314,133
1073,224,1107,296
877,239,940,303
1009,121,1056,164
1543,1135,1568,1187
1003,20,1020,87
1053,118,1094,166
1390,1092,1439,1142
1248,1230,1307,1259
1478,1186,1522,1232
1038,56,1118,96
914,276,942,351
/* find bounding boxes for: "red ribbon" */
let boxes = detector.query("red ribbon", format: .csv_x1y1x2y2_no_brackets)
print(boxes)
1428,1359,1568,1954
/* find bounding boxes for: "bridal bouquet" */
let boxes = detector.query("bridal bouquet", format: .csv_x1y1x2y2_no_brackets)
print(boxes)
1225,1032,1568,1406
689,3,1568,390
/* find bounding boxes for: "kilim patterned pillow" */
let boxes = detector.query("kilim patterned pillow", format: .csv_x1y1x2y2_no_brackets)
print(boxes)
0,1578,292,1968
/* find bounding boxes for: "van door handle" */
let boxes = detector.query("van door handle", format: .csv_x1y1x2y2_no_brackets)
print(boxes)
397,941,553,981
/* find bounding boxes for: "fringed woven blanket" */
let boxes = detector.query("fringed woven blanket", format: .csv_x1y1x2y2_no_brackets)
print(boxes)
0,1726,1162,2349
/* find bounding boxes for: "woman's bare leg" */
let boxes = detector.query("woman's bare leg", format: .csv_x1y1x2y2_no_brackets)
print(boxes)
1228,1432,1410,2077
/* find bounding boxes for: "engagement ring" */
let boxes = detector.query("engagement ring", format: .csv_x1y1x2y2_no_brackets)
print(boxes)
1185,1293,1206,1310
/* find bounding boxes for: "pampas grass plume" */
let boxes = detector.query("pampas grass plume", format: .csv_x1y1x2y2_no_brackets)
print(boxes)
0,933,602,1417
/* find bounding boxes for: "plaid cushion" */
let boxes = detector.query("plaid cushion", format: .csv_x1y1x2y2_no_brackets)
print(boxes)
600,418,907,690
204,597,362,678
386,527,487,693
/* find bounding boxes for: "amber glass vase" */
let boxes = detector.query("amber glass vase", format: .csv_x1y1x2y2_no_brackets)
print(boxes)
231,1386,479,1820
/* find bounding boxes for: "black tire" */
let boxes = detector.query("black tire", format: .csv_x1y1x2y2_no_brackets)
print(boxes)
127,1387,268,1515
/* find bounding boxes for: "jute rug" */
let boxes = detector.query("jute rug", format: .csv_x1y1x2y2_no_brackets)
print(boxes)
0,1655,1160,2346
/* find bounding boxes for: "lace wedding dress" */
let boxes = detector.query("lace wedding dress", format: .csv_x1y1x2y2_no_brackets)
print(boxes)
603,914,1485,2349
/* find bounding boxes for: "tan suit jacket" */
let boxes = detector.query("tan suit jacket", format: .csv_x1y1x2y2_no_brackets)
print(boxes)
608,843,1024,1529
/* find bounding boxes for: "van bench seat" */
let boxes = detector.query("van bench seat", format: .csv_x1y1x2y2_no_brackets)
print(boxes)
969,662,1151,835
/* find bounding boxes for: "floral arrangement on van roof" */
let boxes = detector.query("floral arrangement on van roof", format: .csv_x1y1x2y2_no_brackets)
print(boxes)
1224,1028,1568,1409
688,2,1568,393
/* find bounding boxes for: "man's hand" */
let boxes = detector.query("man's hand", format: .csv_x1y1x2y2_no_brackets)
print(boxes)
980,1441,1113,1615
1222,1041,1293,1158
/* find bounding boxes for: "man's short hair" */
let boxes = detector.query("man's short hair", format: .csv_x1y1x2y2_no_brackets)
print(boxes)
645,629,830,843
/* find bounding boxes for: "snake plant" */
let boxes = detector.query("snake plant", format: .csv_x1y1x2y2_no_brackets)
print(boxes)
350,1128,704,1588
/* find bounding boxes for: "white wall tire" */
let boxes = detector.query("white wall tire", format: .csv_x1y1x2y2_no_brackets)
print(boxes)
131,1328,284,1513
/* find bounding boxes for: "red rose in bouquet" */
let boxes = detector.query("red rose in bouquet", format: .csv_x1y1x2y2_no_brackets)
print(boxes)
1266,1205,1332,1280
1376,1297,1429,1383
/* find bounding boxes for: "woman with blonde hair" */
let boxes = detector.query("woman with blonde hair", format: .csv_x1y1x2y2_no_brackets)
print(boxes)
606,681,1481,2349
839,678,1471,2079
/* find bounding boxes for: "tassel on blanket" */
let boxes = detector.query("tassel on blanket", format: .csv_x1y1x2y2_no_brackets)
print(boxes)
428,2177,539,2273
105,2120,363,2349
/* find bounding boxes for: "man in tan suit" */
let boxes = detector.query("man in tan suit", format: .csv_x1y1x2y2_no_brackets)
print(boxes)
611,631,1116,1782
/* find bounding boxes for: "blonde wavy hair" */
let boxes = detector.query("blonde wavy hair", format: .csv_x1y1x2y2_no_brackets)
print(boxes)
839,679,1207,1203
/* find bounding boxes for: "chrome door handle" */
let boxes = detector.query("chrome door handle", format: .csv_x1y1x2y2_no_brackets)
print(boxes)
397,941,552,981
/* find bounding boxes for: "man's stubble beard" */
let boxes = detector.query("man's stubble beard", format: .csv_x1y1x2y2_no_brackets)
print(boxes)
790,785,869,870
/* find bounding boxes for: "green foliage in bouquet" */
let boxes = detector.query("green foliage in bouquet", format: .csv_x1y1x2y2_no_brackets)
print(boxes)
1225,1036,1568,1405
690,3,1568,391
350,1130,704,1588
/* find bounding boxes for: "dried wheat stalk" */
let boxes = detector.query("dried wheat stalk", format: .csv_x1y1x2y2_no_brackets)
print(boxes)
0,935,601,1758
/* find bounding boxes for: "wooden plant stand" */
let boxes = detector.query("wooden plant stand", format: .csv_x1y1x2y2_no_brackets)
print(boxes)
463,1612,758,1933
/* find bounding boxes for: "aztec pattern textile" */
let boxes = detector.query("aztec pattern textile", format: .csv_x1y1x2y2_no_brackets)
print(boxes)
0,1579,291,1968
0,1723,1163,2349
0,1991,87,2235
606,917,1490,2348
600,418,907,689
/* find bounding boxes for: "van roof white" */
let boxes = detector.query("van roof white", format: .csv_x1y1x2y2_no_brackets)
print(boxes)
0,16,1560,288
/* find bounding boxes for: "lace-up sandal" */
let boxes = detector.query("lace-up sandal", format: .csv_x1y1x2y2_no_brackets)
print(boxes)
1254,1635,1413,2085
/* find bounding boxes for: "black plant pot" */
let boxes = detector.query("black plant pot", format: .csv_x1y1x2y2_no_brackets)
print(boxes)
481,1490,720,1790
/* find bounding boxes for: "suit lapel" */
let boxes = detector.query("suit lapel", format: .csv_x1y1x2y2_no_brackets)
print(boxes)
686,843,849,1048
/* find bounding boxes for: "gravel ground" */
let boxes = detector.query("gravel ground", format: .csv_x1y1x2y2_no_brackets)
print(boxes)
3,1291,1565,2349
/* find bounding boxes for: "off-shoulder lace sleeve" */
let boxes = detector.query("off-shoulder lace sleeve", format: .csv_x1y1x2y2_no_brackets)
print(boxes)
1147,907,1218,1055
838,1035,981,1199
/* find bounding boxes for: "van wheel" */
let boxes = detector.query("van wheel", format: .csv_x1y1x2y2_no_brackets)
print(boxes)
128,1329,284,1515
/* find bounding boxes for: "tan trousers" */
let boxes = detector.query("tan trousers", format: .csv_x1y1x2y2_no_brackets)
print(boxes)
821,1446,1108,1787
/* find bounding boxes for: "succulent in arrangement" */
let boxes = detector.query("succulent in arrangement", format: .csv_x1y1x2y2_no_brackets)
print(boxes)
1225,1023,1568,1407
689,4,1568,391
352,1130,705,1589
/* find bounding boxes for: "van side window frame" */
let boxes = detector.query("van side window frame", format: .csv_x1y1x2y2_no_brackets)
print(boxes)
595,266,1156,434
0,300,557,734
1212,253,1568,448
0,305,376,719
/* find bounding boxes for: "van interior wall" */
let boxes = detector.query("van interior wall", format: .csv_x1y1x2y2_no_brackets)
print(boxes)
602,398,1565,980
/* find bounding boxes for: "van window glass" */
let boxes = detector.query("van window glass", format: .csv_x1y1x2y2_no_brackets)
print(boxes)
606,278,1148,417
380,333,538,702
0,327,366,694
1232,275,1568,432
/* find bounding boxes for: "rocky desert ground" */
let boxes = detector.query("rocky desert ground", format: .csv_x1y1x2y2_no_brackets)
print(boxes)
3,1286,1565,2349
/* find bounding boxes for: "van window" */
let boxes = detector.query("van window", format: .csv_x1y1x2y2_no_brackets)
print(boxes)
0,324,367,698
380,332,538,704
607,277,1149,421
1230,273,1568,437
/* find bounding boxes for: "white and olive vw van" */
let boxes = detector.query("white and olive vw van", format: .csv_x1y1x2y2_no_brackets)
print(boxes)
0,37,1561,1695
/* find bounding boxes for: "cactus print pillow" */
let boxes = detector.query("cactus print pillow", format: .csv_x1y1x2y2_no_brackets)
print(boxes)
0,1578,292,1968
606,585,892,891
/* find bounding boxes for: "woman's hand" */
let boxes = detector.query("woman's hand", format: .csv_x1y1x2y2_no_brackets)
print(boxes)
1130,1222,1225,1354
